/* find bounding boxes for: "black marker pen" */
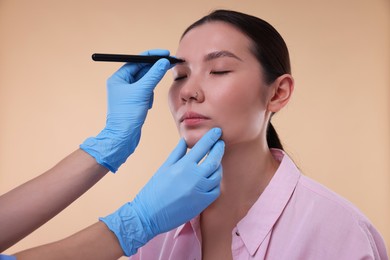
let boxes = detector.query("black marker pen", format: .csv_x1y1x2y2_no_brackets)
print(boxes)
92,53,184,64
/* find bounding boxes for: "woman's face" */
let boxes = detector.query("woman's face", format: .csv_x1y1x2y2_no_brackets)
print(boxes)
169,21,272,148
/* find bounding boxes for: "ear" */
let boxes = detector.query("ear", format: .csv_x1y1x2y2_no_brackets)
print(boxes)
267,74,294,113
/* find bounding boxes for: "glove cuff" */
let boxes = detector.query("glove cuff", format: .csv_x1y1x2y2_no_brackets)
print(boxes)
80,131,134,173
99,202,154,256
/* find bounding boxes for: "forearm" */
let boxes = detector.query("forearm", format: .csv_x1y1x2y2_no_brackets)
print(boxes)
0,149,108,251
14,222,123,260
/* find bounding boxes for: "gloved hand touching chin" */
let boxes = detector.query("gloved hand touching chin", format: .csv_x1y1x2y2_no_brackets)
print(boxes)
100,128,225,256
80,49,171,172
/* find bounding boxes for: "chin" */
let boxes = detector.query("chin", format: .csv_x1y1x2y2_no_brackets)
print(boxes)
185,140,196,149
181,128,209,149
183,135,201,149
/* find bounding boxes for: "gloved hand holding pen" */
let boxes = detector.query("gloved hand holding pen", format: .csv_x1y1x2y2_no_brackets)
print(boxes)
80,49,171,172
0,48,226,259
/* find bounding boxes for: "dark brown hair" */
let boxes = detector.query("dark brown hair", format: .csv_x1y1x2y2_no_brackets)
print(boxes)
182,9,291,150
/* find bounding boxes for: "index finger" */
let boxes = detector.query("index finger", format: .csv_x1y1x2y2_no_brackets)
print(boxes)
108,49,170,84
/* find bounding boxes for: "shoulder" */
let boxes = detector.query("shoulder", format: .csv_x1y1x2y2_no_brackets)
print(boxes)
274,149,374,227
297,175,366,219
271,149,381,244
281,175,388,259
293,174,375,232
268,150,387,258
299,174,382,229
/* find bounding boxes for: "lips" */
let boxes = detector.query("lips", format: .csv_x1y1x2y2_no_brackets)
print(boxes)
179,111,210,124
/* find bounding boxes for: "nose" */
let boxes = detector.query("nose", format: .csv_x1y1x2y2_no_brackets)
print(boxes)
179,77,204,103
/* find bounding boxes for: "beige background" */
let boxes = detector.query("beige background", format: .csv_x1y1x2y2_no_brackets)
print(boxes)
1,0,389,257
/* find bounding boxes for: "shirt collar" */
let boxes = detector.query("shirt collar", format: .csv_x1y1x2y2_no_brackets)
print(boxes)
174,215,200,240
236,149,301,256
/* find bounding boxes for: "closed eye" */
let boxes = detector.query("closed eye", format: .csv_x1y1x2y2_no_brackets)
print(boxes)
174,75,187,81
210,71,231,75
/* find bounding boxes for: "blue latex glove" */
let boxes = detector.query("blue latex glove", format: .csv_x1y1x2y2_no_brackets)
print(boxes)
80,49,171,172
0,254,16,260
100,128,225,256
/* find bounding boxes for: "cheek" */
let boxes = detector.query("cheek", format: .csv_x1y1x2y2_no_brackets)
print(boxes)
167,87,179,118
213,85,267,144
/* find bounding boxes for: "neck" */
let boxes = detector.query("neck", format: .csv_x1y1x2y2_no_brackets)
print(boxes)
206,136,280,220
199,135,281,259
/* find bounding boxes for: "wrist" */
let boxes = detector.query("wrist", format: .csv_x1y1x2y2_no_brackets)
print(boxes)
80,131,134,173
99,202,154,256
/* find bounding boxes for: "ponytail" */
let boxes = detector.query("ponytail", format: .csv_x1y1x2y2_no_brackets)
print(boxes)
266,122,284,150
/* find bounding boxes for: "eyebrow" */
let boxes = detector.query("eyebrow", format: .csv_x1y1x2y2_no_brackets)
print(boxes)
204,50,242,62
176,50,242,65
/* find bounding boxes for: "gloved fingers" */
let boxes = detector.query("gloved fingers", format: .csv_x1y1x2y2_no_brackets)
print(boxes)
197,164,223,192
194,180,221,211
106,58,169,109
161,138,188,167
129,49,171,82
135,58,170,91
108,62,147,84
108,49,170,84
205,182,221,201
186,128,222,163
207,180,222,197
197,140,225,178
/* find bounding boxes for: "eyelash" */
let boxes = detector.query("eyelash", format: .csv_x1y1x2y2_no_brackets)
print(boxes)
210,70,231,75
174,75,187,81
174,71,231,81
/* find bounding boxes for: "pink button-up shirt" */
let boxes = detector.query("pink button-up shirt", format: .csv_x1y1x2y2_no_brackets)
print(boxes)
130,150,388,259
